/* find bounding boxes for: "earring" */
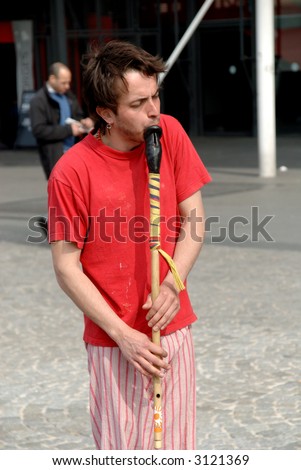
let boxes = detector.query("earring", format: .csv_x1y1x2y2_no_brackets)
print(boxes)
106,123,112,130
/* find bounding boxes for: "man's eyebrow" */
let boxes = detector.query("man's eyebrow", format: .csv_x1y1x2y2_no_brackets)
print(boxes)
130,89,160,102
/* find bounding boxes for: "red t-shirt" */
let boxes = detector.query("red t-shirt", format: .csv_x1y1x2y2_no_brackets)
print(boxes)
48,114,212,346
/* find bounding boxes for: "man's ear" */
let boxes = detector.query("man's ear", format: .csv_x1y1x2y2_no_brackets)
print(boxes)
96,107,113,122
48,75,56,87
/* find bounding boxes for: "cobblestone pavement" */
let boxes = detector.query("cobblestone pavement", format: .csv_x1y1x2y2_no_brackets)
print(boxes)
0,137,300,450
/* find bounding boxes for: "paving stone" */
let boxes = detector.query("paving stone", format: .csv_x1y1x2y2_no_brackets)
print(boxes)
0,137,300,450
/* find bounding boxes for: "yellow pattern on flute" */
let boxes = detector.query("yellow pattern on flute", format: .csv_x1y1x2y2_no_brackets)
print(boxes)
149,173,185,293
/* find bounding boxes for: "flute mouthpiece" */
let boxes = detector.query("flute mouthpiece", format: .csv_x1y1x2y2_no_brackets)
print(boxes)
144,126,162,174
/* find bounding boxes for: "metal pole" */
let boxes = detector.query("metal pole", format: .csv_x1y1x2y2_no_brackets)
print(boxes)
256,0,277,177
53,0,67,64
159,0,215,83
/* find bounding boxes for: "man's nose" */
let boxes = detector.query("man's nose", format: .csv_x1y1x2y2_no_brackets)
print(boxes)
147,98,159,117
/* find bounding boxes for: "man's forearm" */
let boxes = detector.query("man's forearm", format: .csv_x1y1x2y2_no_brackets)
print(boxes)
163,217,204,289
163,190,206,289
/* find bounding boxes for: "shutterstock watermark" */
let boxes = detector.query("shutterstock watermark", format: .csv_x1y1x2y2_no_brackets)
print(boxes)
205,206,275,244
27,206,275,245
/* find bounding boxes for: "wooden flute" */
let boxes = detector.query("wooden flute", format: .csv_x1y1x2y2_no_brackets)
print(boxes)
144,125,163,449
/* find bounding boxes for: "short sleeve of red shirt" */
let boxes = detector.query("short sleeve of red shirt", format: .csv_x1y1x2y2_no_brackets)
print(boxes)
160,115,212,203
48,177,89,249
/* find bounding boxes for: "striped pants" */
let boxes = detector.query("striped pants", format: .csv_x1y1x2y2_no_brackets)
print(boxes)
86,326,196,450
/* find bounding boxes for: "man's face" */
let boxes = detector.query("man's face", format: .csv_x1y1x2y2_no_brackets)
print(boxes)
50,69,72,95
111,70,161,149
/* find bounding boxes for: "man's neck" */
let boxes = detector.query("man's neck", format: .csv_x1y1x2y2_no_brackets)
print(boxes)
101,132,141,152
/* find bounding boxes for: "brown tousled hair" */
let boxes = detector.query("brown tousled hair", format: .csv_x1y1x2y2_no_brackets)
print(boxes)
81,40,166,134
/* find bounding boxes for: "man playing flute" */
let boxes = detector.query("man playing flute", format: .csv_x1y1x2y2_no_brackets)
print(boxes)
48,39,211,449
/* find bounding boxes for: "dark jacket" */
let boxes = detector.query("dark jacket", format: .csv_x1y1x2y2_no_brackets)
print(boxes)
29,85,84,179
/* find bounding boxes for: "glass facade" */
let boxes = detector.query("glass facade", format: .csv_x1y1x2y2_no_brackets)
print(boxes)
275,0,301,131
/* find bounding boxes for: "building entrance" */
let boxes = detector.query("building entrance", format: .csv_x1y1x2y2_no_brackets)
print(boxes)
200,25,254,135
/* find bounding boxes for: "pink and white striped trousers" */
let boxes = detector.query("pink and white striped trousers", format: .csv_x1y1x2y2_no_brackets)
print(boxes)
86,326,196,450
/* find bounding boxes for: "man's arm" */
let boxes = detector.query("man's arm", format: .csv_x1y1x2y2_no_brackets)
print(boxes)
51,240,171,377
143,189,206,331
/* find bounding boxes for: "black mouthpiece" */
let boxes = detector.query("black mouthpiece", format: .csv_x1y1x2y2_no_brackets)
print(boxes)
144,125,162,174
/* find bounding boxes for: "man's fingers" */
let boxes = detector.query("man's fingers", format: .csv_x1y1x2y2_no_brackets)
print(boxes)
145,289,179,323
147,302,179,330
136,353,170,378
142,294,152,310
